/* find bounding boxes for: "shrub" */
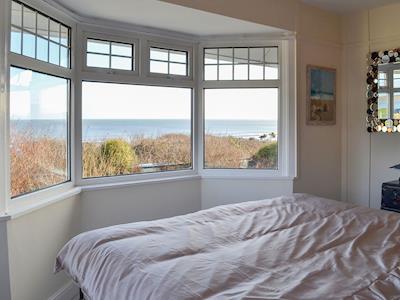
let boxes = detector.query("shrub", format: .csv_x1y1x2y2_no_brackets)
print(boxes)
250,142,278,169
99,139,137,175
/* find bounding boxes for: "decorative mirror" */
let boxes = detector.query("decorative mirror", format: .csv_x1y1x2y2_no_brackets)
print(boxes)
367,49,400,133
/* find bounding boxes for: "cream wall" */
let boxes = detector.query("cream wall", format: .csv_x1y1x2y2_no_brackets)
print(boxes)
80,178,201,231
0,220,11,300
341,3,400,208
164,0,343,201
201,179,293,209
6,195,81,300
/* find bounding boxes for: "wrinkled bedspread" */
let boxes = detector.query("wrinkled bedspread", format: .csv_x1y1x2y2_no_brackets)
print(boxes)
55,194,400,300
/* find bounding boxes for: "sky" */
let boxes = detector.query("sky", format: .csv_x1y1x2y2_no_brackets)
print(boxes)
10,69,278,121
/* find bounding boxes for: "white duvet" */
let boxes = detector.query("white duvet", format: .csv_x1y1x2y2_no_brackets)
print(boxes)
55,194,400,299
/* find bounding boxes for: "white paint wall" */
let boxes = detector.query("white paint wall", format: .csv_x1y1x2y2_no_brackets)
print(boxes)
201,178,293,209
80,178,201,231
341,3,400,208
0,220,11,300
294,37,342,200
6,195,81,300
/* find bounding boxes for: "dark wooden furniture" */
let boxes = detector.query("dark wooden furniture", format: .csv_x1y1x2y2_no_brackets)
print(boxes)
381,180,400,213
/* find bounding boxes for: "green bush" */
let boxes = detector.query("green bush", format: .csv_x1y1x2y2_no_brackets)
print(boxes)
100,139,137,175
251,142,278,168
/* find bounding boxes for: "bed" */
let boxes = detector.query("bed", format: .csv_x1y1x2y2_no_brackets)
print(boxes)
55,194,400,299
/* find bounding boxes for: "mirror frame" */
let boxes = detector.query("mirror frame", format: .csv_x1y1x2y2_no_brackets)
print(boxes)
367,49,400,133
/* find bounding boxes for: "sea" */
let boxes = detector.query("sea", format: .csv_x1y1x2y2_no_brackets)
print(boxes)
11,119,278,141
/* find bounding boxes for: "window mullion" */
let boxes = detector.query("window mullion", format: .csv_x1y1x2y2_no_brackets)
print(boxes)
21,4,24,54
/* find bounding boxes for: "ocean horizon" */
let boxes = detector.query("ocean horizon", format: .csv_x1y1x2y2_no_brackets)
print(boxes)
11,119,278,141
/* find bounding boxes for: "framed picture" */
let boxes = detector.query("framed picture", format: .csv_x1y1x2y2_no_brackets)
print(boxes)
306,65,336,125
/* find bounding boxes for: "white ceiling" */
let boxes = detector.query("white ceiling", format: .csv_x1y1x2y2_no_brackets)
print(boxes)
302,0,400,14
52,0,286,37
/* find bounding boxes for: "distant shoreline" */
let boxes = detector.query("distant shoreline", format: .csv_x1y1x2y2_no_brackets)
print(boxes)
11,119,278,141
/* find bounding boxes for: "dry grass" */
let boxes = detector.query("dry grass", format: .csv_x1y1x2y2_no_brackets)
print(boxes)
10,133,67,197
11,133,277,196
204,135,272,169
132,134,191,166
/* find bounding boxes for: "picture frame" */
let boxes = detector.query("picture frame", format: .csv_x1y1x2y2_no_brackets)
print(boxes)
306,65,336,125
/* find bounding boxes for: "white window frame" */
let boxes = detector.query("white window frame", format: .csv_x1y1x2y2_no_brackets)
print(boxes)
75,25,198,187
9,0,72,69
198,39,296,179
1,0,77,215
378,63,400,119
82,31,139,76
145,40,193,81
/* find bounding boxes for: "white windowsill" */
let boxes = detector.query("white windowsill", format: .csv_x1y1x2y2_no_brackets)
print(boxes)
3,173,295,220
81,175,202,192
6,187,81,220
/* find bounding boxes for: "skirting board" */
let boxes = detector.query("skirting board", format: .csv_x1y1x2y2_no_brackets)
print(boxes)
48,281,79,300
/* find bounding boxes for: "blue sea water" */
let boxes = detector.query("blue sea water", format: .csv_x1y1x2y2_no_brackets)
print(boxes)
11,119,278,141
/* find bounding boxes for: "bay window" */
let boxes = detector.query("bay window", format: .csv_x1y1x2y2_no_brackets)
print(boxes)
2,0,294,213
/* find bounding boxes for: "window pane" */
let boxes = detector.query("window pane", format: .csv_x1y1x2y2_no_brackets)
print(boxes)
150,48,168,61
150,60,168,74
234,48,248,64
150,48,188,76
60,46,69,68
265,47,278,64
49,20,60,43
49,42,60,65
60,25,69,46
37,14,49,39
10,26,22,54
378,92,389,119
82,82,192,178
11,1,22,27
22,31,35,58
219,64,233,80
87,39,110,54
249,64,264,80
10,2,70,67
10,67,69,198
378,71,387,88
234,64,248,80
170,63,187,76
249,48,264,64
264,64,279,80
204,48,218,64
111,56,132,70
36,37,48,62
204,65,217,80
170,50,187,63
204,88,278,169
87,53,110,68
111,42,132,57
394,93,400,120
23,6,36,33
393,70,400,88
219,48,233,64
